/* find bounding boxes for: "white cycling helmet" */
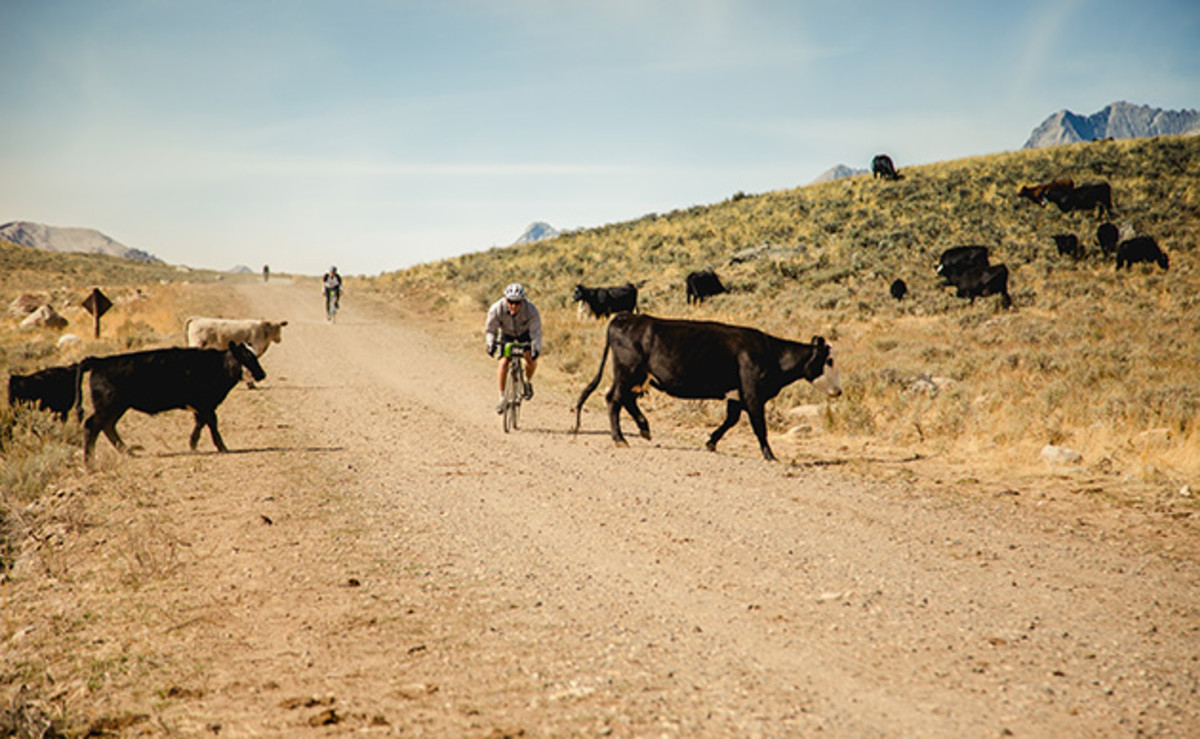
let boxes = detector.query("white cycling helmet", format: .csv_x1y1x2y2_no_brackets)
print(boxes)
504,283,526,302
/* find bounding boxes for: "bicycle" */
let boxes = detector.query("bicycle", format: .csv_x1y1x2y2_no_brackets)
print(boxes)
325,288,340,322
500,341,532,433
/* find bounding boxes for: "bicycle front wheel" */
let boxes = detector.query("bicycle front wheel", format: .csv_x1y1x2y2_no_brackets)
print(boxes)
503,360,523,432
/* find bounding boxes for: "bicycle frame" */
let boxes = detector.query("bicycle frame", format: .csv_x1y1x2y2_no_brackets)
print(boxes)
501,342,531,433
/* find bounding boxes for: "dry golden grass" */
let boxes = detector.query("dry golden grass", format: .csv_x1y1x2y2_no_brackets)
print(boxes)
0,243,251,574
364,135,1200,485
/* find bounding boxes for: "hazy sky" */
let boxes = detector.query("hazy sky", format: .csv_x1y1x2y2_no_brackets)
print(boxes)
2,0,1197,275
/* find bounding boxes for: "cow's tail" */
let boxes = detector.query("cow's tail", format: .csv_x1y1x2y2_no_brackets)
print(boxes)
572,331,612,434
72,357,94,423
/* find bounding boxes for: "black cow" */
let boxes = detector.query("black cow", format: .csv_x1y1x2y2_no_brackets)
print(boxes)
890,278,908,301
572,282,639,319
572,314,842,461
1017,178,1073,206
1053,234,1083,259
872,154,901,181
79,342,265,464
936,246,990,284
685,269,727,305
949,263,1012,309
1044,181,1112,218
8,364,82,422
1096,223,1119,257
1116,236,1169,271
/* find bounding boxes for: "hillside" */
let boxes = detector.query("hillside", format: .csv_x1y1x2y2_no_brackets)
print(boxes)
366,135,1200,483
0,221,162,262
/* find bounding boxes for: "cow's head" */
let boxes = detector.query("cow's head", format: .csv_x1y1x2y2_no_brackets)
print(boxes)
805,336,842,397
572,285,584,302
228,341,267,382
267,321,288,343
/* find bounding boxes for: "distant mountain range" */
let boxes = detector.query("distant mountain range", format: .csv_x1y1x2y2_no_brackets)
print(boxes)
1023,101,1200,149
0,221,162,262
813,101,1199,183
514,221,559,244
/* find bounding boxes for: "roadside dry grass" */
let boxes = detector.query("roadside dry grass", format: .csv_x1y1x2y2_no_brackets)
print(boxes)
363,135,1200,494
0,246,255,577
1,253,260,734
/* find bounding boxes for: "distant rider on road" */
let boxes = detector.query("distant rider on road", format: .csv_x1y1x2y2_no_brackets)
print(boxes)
322,266,343,317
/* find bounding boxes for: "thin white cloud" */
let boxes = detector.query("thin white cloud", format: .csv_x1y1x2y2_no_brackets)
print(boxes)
1010,0,1087,105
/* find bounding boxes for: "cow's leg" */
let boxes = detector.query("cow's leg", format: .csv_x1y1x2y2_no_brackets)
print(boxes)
102,421,128,453
706,399,743,452
622,393,652,440
604,385,628,447
745,402,776,461
192,410,228,452
83,414,104,463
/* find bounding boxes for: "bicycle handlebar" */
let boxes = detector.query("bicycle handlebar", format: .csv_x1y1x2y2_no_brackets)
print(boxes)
502,342,532,358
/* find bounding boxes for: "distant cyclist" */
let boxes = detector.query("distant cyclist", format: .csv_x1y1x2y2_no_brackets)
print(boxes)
484,283,542,414
322,266,342,318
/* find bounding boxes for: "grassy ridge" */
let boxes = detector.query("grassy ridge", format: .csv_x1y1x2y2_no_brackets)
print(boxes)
367,135,1200,481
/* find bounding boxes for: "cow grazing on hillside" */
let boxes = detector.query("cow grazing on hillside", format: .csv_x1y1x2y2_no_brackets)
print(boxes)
936,246,990,284
1116,236,1169,271
1017,178,1073,206
1053,234,1083,259
1043,181,1113,218
8,364,82,421
572,314,842,461
872,154,901,181
186,318,288,358
685,269,727,305
572,283,640,319
949,263,1012,309
1096,223,1119,257
890,278,908,301
78,342,265,465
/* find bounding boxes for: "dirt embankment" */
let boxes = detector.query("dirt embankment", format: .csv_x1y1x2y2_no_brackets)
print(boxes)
3,280,1197,736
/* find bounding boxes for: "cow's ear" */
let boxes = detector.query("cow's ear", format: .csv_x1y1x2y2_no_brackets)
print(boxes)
227,341,237,351
812,335,825,347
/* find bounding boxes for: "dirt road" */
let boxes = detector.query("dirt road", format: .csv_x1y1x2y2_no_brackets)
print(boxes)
7,280,1198,736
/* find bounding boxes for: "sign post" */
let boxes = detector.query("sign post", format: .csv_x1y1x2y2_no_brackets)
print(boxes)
81,288,113,339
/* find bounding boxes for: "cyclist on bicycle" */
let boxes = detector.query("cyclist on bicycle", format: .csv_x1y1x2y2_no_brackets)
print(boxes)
322,266,343,316
485,283,542,414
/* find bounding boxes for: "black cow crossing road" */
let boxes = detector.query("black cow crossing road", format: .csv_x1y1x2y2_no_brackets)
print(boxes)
79,342,266,465
572,313,842,461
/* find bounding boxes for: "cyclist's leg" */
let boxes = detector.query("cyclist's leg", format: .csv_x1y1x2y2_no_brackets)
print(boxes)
496,355,509,413
522,356,536,399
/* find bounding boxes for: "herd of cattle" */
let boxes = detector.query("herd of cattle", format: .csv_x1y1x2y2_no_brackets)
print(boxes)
7,317,287,466
6,155,1178,464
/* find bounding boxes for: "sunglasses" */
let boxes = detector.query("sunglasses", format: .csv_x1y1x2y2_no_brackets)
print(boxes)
506,299,522,306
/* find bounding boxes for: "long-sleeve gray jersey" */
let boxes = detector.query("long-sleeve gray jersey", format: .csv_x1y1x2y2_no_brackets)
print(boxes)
484,298,543,356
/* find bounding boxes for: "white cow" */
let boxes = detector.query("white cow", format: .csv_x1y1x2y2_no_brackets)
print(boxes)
186,318,288,356
185,318,287,385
